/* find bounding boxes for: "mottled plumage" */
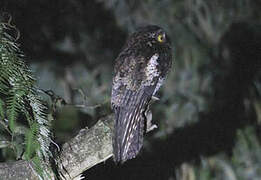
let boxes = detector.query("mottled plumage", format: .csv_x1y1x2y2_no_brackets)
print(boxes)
111,25,172,163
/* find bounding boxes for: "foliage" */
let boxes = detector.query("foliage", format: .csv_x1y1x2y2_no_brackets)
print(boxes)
0,21,53,179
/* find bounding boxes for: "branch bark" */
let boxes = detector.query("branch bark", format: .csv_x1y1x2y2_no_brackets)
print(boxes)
0,114,114,180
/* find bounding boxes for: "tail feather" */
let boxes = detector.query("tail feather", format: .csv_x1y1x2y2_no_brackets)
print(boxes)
113,93,149,163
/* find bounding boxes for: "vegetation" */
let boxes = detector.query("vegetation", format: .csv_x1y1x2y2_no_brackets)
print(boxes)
0,22,53,179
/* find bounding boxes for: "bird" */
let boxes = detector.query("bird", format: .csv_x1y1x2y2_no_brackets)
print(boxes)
111,25,172,163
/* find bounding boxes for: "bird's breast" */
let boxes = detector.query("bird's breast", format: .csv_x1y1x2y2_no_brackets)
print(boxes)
143,53,160,86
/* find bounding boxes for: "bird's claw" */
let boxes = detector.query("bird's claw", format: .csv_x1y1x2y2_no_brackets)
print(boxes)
152,96,160,101
145,110,157,132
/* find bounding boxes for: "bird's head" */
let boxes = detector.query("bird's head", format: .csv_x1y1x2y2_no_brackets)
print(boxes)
128,25,171,50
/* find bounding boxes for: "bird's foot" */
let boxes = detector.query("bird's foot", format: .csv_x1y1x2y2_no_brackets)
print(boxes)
145,110,158,133
147,124,158,132
152,96,160,101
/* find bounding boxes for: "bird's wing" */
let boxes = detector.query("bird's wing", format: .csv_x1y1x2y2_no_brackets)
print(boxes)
111,54,159,163
113,87,155,163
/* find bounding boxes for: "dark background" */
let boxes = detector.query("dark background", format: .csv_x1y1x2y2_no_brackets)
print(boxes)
1,0,261,179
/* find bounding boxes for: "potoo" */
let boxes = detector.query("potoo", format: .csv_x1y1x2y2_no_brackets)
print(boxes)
111,25,172,163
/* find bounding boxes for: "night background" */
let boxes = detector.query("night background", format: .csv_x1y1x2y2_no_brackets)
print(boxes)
1,0,261,179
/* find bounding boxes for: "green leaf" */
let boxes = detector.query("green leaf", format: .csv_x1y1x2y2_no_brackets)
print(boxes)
0,99,5,120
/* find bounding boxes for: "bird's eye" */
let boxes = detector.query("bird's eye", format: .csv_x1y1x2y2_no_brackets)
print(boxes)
157,34,164,43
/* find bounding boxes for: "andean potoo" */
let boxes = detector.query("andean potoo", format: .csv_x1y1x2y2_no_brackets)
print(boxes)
111,25,172,163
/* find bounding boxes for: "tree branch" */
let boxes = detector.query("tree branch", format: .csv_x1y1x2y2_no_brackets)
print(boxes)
0,114,114,180
58,114,114,179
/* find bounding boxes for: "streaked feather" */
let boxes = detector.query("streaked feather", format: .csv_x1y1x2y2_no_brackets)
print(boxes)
113,88,153,163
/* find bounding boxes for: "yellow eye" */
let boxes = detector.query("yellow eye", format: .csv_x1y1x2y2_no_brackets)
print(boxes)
157,34,164,43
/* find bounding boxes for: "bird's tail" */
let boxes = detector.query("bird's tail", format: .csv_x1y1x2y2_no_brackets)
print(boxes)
113,102,146,163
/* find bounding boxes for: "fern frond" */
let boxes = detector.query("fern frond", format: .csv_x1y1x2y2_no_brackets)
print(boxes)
25,128,35,159
32,155,45,180
0,98,5,120
25,122,39,159
28,94,53,160
0,20,54,178
6,89,26,132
